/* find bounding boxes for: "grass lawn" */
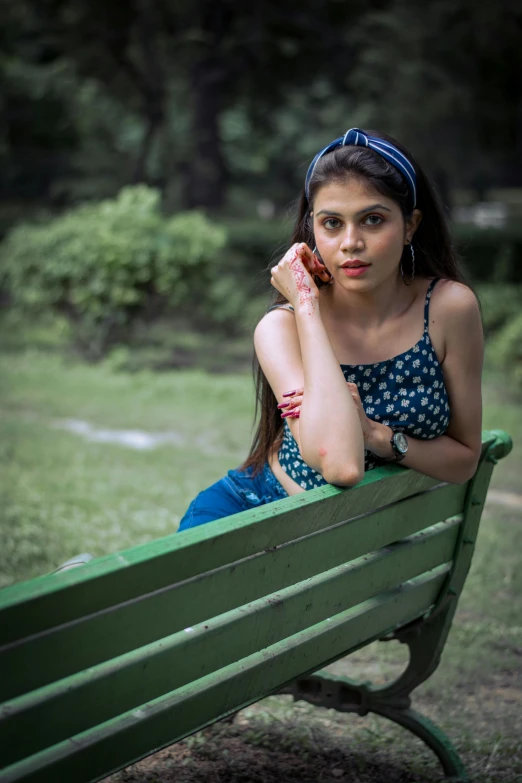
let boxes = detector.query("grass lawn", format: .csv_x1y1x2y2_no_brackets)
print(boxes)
0,350,255,584
1,346,521,782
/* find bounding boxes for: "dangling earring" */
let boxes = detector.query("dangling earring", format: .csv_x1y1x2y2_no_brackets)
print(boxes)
400,242,415,286
313,245,334,285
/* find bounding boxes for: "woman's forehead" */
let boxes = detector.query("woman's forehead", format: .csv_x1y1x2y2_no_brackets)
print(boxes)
313,179,397,212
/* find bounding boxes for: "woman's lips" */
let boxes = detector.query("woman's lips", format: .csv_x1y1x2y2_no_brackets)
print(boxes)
341,263,370,277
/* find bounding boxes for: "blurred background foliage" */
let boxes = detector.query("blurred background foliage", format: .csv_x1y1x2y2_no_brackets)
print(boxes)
0,0,521,384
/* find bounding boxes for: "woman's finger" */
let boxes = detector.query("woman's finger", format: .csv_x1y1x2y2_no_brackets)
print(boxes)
279,387,304,417
278,399,300,409
279,398,302,412
347,383,364,410
300,244,332,282
281,410,300,419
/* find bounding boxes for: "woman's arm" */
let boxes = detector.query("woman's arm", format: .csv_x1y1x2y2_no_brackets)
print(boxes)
367,282,484,483
254,244,364,486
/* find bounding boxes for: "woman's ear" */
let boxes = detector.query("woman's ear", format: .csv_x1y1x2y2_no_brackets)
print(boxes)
405,209,422,243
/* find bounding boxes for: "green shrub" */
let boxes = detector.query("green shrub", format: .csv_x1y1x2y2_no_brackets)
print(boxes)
488,313,522,392
0,186,226,358
475,283,522,337
472,283,522,392
454,224,522,283
221,217,290,274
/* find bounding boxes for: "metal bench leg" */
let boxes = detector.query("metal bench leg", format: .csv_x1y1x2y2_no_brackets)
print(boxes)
369,704,468,782
281,672,468,781
281,604,468,781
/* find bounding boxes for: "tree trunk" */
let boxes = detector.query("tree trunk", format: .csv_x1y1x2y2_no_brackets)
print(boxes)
132,0,166,185
184,62,227,210
183,0,229,210
133,114,161,183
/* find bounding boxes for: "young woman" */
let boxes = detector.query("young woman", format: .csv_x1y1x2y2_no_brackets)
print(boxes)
177,128,483,531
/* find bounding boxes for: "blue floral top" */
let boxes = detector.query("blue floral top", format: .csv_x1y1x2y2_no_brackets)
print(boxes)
277,278,450,489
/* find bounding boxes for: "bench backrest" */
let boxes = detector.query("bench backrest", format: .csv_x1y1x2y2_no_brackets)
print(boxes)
0,430,512,783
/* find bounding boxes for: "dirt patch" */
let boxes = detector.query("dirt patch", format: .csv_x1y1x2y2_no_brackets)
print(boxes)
106,716,431,783
486,489,522,511
50,418,226,455
104,672,522,783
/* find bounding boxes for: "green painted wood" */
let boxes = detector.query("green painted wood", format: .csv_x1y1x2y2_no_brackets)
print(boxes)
0,519,461,766
0,567,449,783
0,431,511,783
2,430,503,653
484,429,513,461
431,434,513,617
391,430,517,690
0,483,468,702
0,464,444,646
2,431,505,652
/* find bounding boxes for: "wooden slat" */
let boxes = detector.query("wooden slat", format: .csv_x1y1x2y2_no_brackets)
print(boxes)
0,566,449,783
0,483,467,702
1,432,500,648
0,518,461,766
0,464,443,645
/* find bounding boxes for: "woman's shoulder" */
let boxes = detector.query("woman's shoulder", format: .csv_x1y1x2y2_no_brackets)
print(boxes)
254,301,297,345
427,278,482,355
256,302,294,330
429,278,480,319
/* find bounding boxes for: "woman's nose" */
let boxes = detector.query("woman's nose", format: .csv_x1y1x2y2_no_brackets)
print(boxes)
340,224,364,252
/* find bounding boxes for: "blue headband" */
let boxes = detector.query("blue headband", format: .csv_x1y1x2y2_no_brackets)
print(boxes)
305,128,417,208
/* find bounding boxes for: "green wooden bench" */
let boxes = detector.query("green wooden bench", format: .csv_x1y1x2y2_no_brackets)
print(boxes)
0,429,512,783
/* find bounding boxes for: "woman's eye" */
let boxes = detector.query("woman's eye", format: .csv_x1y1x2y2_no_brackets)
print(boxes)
323,218,341,229
364,214,383,226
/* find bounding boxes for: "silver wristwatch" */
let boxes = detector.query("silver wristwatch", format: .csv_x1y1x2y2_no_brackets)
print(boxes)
389,428,408,462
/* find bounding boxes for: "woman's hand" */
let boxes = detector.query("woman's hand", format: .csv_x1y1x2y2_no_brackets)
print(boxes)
345,382,376,443
270,243,330,309
279,381,377,445
277,387,304,419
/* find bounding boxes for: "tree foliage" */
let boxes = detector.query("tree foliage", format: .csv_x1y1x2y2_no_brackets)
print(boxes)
346,0,522,195
0,186,226,357
0,0,521,215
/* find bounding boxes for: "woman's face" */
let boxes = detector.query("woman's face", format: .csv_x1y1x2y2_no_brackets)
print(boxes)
311,177,421,291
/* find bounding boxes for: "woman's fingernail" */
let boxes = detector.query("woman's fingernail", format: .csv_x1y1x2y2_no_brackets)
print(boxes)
281,411,297,418
277,402,290,409
282,389,297,397
290,412,300,418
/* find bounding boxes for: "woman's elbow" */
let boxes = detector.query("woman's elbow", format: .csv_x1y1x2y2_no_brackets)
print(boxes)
322,463,364,487
448,448,481,484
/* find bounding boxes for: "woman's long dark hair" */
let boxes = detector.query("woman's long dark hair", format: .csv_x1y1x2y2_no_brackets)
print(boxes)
241,129,467,474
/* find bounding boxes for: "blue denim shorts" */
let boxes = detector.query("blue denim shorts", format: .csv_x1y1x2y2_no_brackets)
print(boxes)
177,463,289,532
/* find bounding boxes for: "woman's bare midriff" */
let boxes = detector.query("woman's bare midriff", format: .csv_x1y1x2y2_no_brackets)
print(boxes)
268,447,307,496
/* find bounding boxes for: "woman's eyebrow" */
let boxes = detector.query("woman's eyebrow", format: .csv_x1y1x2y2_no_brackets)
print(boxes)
356,203,392,215
316,204,392,217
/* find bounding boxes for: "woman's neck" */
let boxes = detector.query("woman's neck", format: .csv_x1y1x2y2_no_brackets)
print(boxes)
323,274,419,330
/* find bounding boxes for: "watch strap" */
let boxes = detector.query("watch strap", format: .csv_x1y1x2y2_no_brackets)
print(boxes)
378,428,407,462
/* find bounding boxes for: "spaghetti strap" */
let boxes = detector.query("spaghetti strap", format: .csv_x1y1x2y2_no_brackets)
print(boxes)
423,278,439,330
266,303,295,314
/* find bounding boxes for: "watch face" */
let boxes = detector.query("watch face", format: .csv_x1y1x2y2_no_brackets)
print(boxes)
394,432,408,454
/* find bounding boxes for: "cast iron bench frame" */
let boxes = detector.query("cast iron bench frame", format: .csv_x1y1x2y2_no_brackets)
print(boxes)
0,429,512,783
